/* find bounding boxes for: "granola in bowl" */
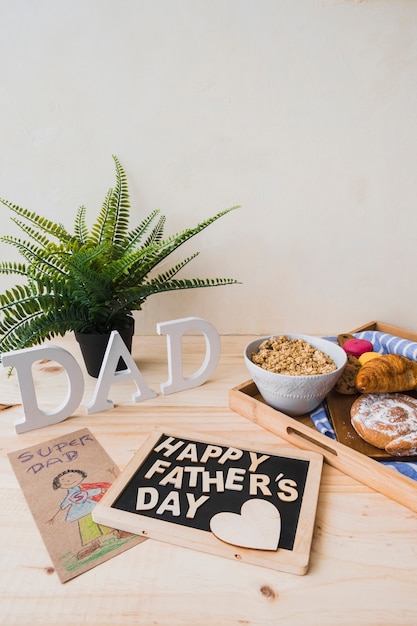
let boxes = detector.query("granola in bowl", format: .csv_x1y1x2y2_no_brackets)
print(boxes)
251,335,337,376
244,333,346,416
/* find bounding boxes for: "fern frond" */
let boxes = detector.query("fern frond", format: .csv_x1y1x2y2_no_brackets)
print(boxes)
74,206,89,243
122,209,161,252
0,276,95,357
0,197,73,244
114,252,200,290
106,244,159,283
0,261,28,276
0,235,51,268
0,279,57,314
0,237,79,283
144,276,239,296
0,283,56,353
160,206,239,254
88,187,113,246
9,217,65,250
141,214,166,248
108,154,130,248
122,205,239,283
64,241,112,277
0,305,91,356
112,276,240,315
88,156,131,251
147,253,200,283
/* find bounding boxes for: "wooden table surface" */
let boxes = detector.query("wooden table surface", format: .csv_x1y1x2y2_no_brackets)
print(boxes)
1,334,417,626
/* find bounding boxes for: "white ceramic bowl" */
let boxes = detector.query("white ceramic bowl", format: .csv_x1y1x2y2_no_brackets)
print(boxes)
244,334,347,417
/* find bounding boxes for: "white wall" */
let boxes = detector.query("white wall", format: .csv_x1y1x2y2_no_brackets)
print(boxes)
1,0,416,336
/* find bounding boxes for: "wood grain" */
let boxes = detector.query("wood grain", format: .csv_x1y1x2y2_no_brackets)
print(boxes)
1,333,417,625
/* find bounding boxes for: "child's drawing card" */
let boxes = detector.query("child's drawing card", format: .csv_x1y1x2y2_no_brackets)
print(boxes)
92,429,323,575
8,427,145,583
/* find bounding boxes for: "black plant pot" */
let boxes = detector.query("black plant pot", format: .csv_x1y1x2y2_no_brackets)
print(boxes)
74,319,135,378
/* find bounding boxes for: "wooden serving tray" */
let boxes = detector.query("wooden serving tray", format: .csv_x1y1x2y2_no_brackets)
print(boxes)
349,320,417,342
328,320,417,461
229,321,417,514
229,381,417,513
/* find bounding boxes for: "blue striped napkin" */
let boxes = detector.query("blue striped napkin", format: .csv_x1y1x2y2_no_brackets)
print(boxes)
310,332,417,481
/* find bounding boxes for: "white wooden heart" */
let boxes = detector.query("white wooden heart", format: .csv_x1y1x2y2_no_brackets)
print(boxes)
210,499,281,551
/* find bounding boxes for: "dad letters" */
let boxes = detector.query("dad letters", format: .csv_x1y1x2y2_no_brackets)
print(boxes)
2,317,220,434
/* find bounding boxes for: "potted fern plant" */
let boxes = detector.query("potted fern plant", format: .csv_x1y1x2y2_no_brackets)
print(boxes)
0,156,239,376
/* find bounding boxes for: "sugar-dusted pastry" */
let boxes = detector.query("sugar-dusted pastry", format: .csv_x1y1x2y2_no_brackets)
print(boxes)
350,392,417,455
385,431,417,456
355,354,417,394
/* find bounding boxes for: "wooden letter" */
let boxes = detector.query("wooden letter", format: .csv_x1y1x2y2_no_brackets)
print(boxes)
2,345,84,434
157,317,221,394
185,494,210,519
86,330,157,414
248,452,270,473
154,436,185,457
249,474,272,496
225,467,246,491
159,466,184,488
156,491,181,516
200,444,223,464
277,478,299,502
218,447,243,465
144,459,171,480
136,487,159,511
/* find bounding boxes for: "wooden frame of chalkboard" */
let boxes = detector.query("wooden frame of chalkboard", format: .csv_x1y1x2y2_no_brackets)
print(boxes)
92,429,323,575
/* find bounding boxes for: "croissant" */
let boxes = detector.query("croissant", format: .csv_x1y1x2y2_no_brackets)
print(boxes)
355,354,417,393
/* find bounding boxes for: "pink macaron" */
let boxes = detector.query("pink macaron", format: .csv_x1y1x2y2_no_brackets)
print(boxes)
343,338,373,358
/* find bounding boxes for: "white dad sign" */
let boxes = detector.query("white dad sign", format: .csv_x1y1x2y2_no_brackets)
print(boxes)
2,317,221,434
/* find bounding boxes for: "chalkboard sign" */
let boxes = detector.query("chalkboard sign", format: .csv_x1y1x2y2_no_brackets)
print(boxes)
93,430,323,574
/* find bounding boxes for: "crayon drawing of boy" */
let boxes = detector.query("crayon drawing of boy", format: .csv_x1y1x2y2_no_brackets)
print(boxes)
48,468,126,560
